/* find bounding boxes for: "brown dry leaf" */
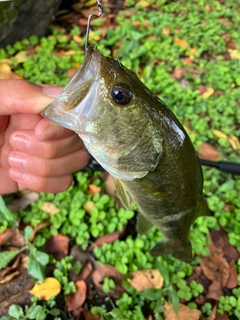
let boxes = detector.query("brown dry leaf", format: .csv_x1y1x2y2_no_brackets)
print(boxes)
128,269,163,291
0,228,25,247
215,312,230,320
0,63,22,80
66,280,87,311
174,38,188,49
29,221,50,242
83,201,96,214
172,67,186,80
227,49,240,60
30,277,61,300
73,35,82,43
78,309,101,320
92,264,125,299
14,51,28,64
162,26,170,36
225,261,238,289
201,87,214,99
0,268,34,317
164,303,201,320
7,191,39,212
44,234,69,260
79,261,93,281
0,271,19,284
88,227,126,251
136,1,151,7
68,68,77,78
0,254,22,279
198,143,220,161
200,242,229,300
42,202,60,215
210,229,239,262
0,58,12,65
213,130,240,154
87,184,101,195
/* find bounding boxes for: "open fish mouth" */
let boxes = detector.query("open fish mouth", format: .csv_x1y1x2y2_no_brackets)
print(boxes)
41,45,102,132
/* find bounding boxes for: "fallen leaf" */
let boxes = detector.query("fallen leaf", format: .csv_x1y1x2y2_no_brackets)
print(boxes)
87,227,126,251
0,58,12,65
0,270,19,284
161,26,170,36
210,229,239,262
29,221,51,242
0,254,22,279
41,202,60,215
174,38,188,49
215,312,229,320
200,242,229,300
0,64,22,80
128,269,163,291
87,184,101,195
83,201,96,214
228,49,240,60
79,261,93,281
201,87,214,99
7,191,39,212
213,130,240,154
14,51,28,64
66,280,87,311
30,277,61,300
44,234,69,260
164,303,201,320
68,68,77,78
205,4,211,11
0,268,34,317
172,67,186,80
226,40,237,50
225,261,238,289
73,35,82,43
198,143,220,161
78,309,101,320
189,48,197,60
0,228,25,247
92,264,125,299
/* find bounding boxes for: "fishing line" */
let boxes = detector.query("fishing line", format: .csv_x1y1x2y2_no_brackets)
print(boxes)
85,0,102,51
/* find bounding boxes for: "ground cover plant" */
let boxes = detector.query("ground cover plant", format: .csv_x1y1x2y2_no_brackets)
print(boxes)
0,0,239,319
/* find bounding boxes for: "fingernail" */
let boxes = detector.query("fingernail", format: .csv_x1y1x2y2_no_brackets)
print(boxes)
42,125,61,141
9,153,27,169
11,134,30,151
9,168,26,182
42,86,63,97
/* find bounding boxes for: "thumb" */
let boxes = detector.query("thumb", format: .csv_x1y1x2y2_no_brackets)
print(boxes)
0,79,62,115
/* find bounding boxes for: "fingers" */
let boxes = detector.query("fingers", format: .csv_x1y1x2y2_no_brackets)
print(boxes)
8,170,73,193
34,117,74,142
10,130,84,159
8,149,88,177
0,79,62,115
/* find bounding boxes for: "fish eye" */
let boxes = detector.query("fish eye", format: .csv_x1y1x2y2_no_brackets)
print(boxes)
110,83,132,105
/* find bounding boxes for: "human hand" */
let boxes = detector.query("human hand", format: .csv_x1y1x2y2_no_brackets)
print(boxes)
0,80,88,195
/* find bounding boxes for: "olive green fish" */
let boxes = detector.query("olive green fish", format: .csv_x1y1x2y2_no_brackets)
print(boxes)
42,45,209,262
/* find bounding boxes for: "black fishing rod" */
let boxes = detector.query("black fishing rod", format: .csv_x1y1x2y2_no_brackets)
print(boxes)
200,159,240,175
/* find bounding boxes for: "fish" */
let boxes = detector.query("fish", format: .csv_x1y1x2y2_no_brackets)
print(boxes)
41,44,209,262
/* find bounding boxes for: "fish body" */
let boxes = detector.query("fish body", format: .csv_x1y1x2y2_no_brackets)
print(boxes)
42,45,209,262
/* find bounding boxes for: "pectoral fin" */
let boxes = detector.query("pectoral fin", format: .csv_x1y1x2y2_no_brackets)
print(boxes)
115,179,131,210
137,212,154,235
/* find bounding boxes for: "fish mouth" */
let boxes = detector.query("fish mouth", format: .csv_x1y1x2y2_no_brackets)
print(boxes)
41,45,102,133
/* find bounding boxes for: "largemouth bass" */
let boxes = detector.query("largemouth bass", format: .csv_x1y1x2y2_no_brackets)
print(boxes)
42,45,209,262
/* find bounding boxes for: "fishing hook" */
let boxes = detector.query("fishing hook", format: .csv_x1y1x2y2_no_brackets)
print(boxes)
85,0,102,51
